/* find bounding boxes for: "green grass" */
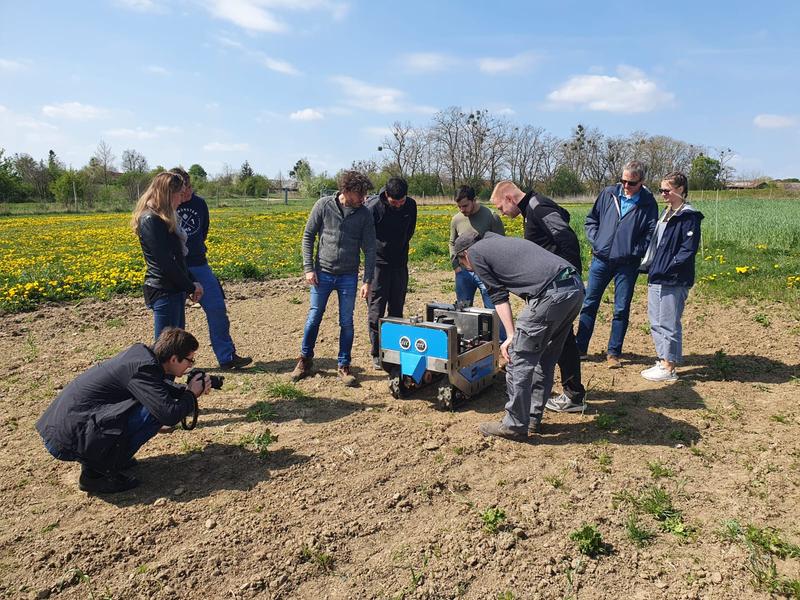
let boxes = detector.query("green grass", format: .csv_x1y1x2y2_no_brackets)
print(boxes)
265,381,306,401
625,514,655,547
569,524,611,558
2,196,798,312
647,460,675,479
245,401,277,422
239,429,278,456
480,507,507,534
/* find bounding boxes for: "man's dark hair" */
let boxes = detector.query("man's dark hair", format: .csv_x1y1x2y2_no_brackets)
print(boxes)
153,327,199,363
170,166,190,186
454,185,476,203
338,170,374,195
385,177,408,200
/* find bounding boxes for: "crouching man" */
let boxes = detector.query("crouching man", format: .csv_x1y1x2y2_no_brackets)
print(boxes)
453,231,584,440
36,327,211,494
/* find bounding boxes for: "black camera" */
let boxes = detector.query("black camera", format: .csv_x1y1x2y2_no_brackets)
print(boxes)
187,368,224,389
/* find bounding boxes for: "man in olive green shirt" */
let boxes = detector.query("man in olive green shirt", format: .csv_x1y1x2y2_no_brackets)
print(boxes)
449,185,505,309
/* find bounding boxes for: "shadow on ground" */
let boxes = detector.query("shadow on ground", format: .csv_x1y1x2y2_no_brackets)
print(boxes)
97,443,309,506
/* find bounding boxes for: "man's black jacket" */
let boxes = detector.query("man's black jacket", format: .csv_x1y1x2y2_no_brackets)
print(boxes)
365,190,417,267
518,191,582,273
36,344,196,468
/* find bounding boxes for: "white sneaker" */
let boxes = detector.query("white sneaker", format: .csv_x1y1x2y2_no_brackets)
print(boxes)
641,363,678,382
545,393,588,413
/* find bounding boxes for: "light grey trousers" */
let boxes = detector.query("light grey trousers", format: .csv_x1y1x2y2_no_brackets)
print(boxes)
647,283,689,364
502,278,585,430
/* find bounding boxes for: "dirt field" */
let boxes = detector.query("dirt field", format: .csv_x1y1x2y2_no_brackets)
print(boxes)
1,269,799,600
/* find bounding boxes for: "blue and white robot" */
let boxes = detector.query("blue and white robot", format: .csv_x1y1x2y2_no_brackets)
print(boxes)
378,302,500,409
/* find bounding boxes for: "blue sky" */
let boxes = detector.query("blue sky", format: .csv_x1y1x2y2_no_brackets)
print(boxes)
1,0,798,178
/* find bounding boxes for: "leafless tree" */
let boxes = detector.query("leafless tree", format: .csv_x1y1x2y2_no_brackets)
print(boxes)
93,140,116,185
121,149,148,173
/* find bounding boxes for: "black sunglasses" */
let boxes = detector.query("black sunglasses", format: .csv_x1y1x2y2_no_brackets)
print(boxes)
659,188,673,195
620,179,642,186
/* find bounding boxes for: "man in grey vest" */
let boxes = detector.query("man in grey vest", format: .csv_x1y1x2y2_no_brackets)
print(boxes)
453,231,584,439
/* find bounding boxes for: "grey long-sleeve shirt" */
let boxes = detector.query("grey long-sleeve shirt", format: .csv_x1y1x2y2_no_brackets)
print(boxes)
468,232,572,305
302,194,376,283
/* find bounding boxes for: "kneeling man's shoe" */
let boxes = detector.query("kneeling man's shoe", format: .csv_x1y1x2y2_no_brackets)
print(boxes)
478,421,528,441
79,466,139,494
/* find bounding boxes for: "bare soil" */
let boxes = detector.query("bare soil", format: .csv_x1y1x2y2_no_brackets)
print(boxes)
1,268,799,600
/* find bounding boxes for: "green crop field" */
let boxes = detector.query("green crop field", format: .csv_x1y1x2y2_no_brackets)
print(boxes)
1,198,798,313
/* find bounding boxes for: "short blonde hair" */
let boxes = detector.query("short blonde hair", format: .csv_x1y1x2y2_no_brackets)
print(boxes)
490,180,519,204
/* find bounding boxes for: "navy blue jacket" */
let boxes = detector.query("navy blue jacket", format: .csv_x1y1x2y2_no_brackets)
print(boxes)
647,204,704,287
176,193,210,267
36,344,196,470
585,184,659,264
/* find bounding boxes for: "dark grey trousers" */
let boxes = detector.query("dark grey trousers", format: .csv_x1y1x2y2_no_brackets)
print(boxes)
502,278,585,431
368,264,409,357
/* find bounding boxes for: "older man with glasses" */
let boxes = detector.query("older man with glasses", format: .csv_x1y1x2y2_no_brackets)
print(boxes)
576,160,658,368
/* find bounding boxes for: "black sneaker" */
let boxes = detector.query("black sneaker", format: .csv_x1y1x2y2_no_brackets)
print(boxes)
220,353,253,370
79,466,139,494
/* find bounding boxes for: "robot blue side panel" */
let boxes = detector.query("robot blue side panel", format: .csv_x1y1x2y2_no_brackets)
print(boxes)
458,354,495,384
380,321,449,383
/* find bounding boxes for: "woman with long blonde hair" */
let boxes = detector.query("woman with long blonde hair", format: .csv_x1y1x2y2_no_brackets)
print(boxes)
132,171,203,340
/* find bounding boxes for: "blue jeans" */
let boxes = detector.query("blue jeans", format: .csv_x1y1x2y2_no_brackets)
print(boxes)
300,271,358,367
455,269,507,342
647,283,689,364
189,264,235,365
576,258,640,357
44,404,161,471
455,269,494,309
148,292,186,342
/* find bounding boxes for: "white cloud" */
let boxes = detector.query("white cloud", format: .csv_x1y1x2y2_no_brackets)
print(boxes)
753,114,797,129
331,75,433,114
144,65,169,76
206,102,220,110
546,66,674,113
115,0,162,12
290,108,323,121
0,58,26,72
495,107,516,116
363,126,392,137
401,52,458,73
205,0,348,33
104,125,182,139
477,51,539,74
203,141,250,152
206,0,287,33
258,55,301,76
104,127,158,140
42,102,111,120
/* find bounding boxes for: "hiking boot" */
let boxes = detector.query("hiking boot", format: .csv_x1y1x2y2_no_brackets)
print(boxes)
290,356,312,381
478,421,528,442
221,353,253,370
529,418,542,435
79,466,139,494
641,363,678,382
606,354,622,369
546,393,588,413
338,365,357,387
371,355,382,370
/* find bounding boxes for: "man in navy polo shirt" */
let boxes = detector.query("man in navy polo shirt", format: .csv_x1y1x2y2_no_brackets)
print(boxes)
172,167,252,370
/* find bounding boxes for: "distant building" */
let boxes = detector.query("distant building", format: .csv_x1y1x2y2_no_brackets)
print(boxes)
725,180,769,190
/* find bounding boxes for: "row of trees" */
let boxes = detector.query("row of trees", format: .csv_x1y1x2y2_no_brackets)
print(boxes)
373,109,737,197
0,110,745,205
0,142,156,205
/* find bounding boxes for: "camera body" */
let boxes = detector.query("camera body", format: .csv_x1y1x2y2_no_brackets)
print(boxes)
186,368,224,390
